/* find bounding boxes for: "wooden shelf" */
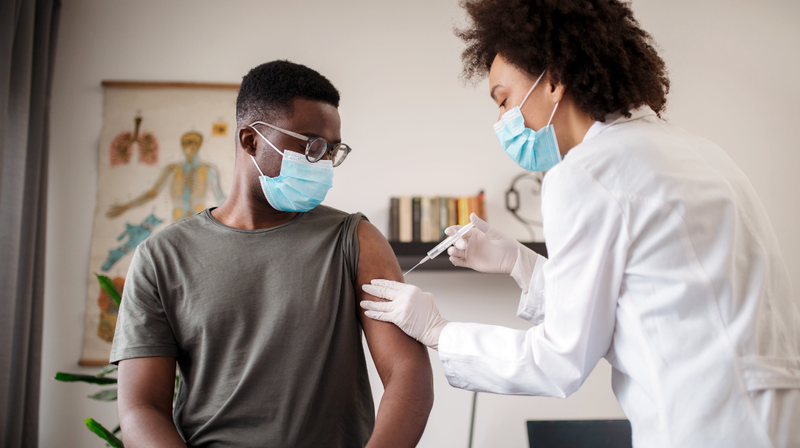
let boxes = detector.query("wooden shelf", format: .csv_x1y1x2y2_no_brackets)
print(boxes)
389,241,547,271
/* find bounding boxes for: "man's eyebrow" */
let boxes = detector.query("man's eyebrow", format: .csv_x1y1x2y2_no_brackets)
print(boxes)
298,131,341,144
490,84,503,102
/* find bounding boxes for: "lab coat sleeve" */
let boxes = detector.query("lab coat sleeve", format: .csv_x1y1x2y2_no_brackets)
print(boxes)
438,162,629,398
512,253,547,325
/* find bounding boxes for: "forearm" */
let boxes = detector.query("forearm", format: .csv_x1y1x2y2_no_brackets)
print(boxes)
119,404,187,448
367,351,434,448
127,190,158,208
438,322,575,397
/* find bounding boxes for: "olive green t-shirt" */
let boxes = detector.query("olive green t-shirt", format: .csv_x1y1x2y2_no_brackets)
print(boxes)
110,206,374,447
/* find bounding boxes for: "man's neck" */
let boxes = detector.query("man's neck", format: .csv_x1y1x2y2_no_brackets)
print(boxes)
211,185,298,230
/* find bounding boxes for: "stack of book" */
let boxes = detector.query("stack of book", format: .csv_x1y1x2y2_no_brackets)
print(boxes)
389,192,485,242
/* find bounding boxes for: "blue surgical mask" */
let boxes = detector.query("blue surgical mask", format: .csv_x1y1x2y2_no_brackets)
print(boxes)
494,71,561,172
249,127,333,213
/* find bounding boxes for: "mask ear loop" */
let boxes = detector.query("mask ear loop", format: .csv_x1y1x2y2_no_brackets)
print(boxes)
249,124,284,157
248,124,284,177
547,102,560,126
249,154,265,177
519,70,547,109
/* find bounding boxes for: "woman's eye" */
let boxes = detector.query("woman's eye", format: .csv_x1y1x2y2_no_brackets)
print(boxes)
500,99,507,108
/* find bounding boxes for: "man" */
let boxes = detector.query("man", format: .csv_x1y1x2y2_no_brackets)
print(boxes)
110,60,434,447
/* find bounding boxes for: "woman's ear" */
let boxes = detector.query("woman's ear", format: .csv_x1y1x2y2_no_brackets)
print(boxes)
238,126,258,156
547,78,566,104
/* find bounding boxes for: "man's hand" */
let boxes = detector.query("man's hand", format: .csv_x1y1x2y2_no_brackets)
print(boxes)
361,280,449,350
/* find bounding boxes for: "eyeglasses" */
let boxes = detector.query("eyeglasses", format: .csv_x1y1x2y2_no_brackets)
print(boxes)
250,121,352,167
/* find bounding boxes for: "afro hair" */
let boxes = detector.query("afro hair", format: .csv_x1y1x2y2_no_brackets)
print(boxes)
456,0,670,120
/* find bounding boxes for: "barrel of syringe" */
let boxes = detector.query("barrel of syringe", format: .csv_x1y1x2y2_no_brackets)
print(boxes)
426,221,476,260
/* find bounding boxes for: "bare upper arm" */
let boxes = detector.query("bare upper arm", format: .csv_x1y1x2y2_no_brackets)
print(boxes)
355,220,430,378
117,356,177,416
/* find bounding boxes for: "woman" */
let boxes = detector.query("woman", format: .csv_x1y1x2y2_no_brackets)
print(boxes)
360,0,800,446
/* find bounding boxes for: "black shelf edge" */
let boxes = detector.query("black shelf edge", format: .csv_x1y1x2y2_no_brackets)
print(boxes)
389,241,547,272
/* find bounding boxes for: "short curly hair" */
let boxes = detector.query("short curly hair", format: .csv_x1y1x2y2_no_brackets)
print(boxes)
456,0,669,120
236,60,340,128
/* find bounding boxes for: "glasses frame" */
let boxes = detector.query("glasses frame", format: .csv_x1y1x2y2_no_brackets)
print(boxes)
250,121,351,167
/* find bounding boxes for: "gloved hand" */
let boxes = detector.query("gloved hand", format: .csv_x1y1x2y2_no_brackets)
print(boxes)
361,279,449,350
447,213,525,274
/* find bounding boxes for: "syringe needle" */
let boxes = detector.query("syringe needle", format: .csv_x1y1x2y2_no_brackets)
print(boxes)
402,223,475,277
403,262,421,277
403,256,430,277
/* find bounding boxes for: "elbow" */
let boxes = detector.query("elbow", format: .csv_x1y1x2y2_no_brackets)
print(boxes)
542,359,591,399
559,376,584,398
388,352,435,412
411,355,436,412
117,400,173,441
423,368,435,412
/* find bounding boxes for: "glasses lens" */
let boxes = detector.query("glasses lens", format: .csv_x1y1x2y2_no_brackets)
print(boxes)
306,138,328,162
332,144,350,167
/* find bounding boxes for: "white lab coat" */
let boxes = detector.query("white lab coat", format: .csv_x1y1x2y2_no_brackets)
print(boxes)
438,107,800,448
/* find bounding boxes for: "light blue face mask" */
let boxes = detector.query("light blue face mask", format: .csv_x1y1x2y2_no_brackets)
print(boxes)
249,126,333,213
493,71,561,172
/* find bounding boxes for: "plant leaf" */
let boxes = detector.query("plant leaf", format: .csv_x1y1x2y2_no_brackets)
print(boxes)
112,425,121,435
95,273,122,308
54,372,117,385
88,388,118,402
97,364,118,378
84,418,124,448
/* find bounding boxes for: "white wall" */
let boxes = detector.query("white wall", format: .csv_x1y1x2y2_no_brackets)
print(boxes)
41,0,800,447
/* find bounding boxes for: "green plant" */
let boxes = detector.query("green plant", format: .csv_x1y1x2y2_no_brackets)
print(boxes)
55,274,123,447
56,274,180,447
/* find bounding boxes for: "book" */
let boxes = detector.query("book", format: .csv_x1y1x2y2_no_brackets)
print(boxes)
457,197,470,225
468,196,478,223
439,196,449,239
412,197,421,242
392,192,485,241
390,197,399,241
476,190,485,221
420,197,431,242
430,197,440,241
399,196,412,242
447,198,457,227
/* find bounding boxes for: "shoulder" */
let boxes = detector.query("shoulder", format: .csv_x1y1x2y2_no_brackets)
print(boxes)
569,118,668,168
354,218,401,280
309,204,351,218
138,212,208,253
550,117,694,194
305,205,369,227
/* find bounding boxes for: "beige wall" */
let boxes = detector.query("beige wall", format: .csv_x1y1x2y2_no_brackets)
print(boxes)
41,0,800,447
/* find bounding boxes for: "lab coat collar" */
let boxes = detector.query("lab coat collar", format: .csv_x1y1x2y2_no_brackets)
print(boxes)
582,105,658,143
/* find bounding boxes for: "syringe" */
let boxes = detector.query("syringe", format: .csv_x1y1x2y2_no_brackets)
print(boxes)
403,221,476,276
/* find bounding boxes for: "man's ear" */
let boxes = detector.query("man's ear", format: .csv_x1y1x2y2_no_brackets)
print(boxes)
238,126,258,156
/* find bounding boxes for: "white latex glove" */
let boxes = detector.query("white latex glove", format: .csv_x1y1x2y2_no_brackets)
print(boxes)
446,213,525,274
360,279,450,350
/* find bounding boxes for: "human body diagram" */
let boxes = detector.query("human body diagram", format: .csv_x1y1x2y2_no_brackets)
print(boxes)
102,131,226,272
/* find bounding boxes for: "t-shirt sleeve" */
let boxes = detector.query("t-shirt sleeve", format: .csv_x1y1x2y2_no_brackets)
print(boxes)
109,243,180,364
341,212,368,283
